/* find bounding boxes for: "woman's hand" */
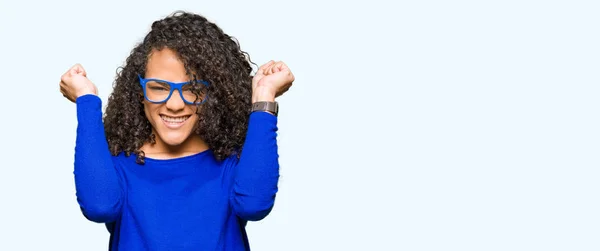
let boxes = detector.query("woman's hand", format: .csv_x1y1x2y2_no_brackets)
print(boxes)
60,64,98,103
252,60,295,103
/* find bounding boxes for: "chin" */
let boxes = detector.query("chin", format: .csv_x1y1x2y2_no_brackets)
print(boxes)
162,136,187,146
153,117,198,147
156,130,193,146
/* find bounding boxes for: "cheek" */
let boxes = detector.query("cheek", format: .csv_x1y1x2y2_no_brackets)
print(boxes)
190,107,201,128
190,114,201,131
143,102,160,122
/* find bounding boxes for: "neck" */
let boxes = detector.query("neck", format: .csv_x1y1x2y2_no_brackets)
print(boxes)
141,133,209,159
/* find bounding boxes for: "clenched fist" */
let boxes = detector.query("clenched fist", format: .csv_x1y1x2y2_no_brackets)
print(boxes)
60,64,98,103
252,60,295,103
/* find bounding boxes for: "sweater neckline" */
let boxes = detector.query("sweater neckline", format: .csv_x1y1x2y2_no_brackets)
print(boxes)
141,149,213,164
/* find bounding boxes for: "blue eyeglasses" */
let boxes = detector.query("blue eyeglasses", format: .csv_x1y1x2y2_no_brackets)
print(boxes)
138,74,210,105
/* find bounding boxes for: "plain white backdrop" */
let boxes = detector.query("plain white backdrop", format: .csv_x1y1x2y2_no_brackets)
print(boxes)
0,0,599,250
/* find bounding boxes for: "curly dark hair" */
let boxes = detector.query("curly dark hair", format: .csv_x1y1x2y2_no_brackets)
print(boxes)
103,11,254,164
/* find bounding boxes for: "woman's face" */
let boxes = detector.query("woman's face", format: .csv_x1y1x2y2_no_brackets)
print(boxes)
142,48,200,147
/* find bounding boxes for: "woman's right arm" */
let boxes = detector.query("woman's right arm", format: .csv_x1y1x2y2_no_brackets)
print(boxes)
61,64,123,223
74,94,124,223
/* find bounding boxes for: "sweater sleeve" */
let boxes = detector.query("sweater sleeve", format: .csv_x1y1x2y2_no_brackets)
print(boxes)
74,94,124,223
230,111,280,221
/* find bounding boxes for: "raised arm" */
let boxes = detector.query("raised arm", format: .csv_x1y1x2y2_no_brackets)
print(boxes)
230,61,294,221
231,111,280,221
61,64,124,223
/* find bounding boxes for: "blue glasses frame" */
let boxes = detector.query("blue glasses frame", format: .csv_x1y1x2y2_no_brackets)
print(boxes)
138,74,210,105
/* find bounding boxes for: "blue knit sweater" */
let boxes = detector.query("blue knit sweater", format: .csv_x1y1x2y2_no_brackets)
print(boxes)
74,95,280,250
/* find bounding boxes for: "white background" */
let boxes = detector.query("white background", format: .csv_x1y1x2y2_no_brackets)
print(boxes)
0,0,598,250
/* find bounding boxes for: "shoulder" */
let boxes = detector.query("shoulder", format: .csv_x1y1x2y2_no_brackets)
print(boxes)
109,151,138,167
220,153,240,168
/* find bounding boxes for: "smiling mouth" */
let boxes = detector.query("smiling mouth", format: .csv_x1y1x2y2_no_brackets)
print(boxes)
161,115,191,124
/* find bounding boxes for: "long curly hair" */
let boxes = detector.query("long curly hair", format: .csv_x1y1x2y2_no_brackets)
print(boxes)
103,11,254,164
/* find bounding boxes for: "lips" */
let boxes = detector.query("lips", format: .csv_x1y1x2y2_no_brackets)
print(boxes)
161,115,190,123
160,115,191,129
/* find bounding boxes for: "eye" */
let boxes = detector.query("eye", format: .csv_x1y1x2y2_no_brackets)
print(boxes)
146,81,170,92
149,86,168,91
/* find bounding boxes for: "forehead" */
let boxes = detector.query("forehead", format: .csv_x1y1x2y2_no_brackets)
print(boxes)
145,48,189,82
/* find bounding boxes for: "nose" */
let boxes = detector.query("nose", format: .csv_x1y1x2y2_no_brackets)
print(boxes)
165,90,186,112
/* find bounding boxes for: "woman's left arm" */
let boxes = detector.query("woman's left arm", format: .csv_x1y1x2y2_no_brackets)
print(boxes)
230,61,294,221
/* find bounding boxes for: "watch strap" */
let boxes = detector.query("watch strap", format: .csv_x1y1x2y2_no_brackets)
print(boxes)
251,101,278,116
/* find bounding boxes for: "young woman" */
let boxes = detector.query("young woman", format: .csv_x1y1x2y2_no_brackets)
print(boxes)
59,11,294,250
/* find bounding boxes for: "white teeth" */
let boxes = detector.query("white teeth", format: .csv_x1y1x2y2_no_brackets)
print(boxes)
161,115,189,123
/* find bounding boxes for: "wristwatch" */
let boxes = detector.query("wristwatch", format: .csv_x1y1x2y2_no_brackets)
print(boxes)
251,101,278,116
